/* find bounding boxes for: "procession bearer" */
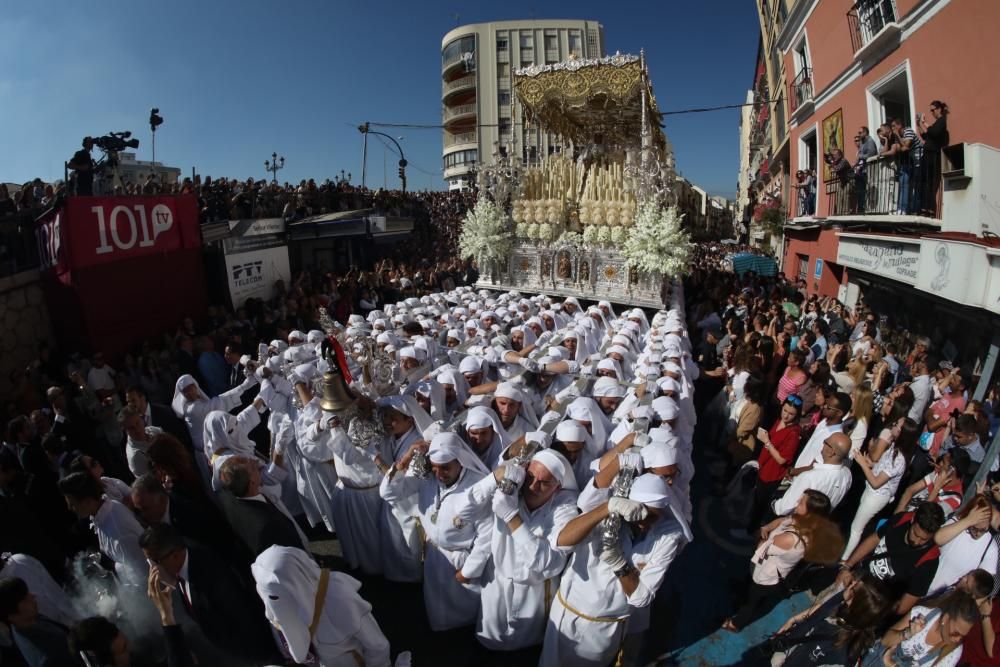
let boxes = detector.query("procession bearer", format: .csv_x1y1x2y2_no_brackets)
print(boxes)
379,432,493,631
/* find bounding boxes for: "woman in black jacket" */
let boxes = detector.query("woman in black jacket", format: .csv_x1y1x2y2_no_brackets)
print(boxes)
918,100,950,217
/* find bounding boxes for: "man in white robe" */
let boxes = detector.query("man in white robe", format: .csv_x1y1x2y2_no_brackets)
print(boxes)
375,395,433,582
463,406,509,470
252,545,393,667
171,373,257,486
492,381,539,442
379,433,492,631
467,449,579,650
540,474,689,667
300,393,384,576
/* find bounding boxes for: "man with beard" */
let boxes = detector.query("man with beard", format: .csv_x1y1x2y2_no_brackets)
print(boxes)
379,433,493,631
468,449,579,651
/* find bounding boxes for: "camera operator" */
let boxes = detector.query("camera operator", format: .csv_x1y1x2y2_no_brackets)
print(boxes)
68,137,95,196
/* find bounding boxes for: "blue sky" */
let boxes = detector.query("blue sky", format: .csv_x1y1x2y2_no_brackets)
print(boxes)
1,1,758,197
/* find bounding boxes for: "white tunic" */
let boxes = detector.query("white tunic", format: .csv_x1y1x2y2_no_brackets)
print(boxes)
93,498,148,587
303,416,384,575
539,515,687,666
293,399,340,532
378,427,423,582
380,467,492,631
468,475,578,650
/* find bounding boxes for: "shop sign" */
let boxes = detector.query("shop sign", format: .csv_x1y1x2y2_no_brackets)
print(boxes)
836,236,921,285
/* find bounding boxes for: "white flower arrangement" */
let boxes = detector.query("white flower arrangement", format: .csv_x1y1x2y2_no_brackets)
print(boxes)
583,226,599,244
458,198,513,266
556,231,585,249
527,223,540,239
622,201,692,279
597,226,613,244
538,223,556,242
611,226,628,244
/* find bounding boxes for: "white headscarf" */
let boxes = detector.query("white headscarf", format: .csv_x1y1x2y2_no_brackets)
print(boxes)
510,325,537,349
593,377,626,399
464,406,510,446
495,381,540,429
171,374,201,417
555,420,588,444
532,449,579,491
377,394,435,438
412,380,447,421
438,369,470,414
202,410,254,457
628,473,693,541
566,396,610,455
428,432,489,476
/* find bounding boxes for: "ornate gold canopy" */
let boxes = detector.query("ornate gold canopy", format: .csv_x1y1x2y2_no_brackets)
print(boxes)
513,53,665,149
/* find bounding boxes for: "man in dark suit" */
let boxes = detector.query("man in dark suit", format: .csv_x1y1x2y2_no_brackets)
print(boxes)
216,456,305,557
0,577,77,667
139,524,280,664
124,384,193,450
131,474,252,567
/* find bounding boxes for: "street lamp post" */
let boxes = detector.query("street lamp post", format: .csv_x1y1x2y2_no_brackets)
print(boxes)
335,169,352,185
358,123,407,192
264,152,285,184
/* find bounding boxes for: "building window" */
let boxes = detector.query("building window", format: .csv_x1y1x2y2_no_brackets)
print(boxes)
498,92,510,107
866,64,912,129
544,34,558,51
498,118,511,134
444,149,478,169
519,33,533,49
586,29,598,55
568,32,582,57
797,254,809,283
497,37,508,52
442,35,476,68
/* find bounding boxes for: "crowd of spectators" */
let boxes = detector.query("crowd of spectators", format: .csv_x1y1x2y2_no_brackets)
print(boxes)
0,172,478,282
685,245,1000,664
825,99,950,218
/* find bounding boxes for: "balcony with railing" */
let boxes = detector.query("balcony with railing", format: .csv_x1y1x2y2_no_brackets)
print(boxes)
789,67,814,118
848,0,900,57
443,103,477,124
823,153,939,220
444,131,477,148
442,75,476,100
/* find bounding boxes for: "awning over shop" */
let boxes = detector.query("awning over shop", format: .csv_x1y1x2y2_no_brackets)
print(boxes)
730,252,777,277
287,209,413,241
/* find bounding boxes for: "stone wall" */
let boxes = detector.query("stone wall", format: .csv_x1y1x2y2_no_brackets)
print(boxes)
0,270,54,398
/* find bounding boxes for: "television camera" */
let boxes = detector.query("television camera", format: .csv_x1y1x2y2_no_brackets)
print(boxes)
89,131,139,194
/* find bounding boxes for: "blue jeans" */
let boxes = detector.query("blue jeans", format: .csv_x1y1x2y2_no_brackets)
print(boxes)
897,166,911,214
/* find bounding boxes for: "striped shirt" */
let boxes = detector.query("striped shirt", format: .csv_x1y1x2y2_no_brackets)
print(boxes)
902,127,923,164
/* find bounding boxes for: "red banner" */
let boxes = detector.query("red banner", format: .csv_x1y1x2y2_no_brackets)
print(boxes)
48,196,201,271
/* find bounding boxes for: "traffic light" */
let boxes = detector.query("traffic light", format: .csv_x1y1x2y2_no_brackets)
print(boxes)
398,159,407,192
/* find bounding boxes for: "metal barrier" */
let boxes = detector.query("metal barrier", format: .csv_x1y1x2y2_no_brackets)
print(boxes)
824,152,933,217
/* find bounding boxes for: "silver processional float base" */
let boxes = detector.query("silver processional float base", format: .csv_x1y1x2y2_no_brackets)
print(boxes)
476,241,667,309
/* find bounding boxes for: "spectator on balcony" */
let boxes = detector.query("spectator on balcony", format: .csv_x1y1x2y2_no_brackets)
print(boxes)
792,170,815,217
918,101,949,217
855,127,880,214
887,118,923,215
826,148,854,214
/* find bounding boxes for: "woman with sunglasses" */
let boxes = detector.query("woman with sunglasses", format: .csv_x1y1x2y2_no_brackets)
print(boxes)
869,588,978,667
927,494,998,598
749,395,803,529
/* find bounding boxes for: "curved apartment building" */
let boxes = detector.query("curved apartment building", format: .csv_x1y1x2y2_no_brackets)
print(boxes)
441,20,605,190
